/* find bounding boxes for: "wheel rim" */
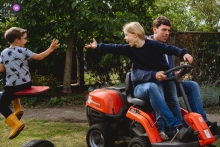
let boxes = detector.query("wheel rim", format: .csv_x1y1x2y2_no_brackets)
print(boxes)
89,130,104,147
131,145,141,147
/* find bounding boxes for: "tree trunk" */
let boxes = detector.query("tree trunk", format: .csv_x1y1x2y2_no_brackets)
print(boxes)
76,43,84,86
62,38,73,93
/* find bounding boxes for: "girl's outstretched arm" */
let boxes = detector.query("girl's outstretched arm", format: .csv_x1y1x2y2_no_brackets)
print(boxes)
0,64,5,72
85,38,97,49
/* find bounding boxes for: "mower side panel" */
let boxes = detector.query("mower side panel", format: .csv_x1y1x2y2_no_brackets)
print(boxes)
86,89,124,115
180,108,188,116
184,112,216,146
126,106,162,143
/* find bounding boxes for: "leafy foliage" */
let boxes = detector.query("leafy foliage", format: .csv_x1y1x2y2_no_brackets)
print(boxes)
1,0,220,87
153,0,220,32
168,32,220,84
48,96,71,106
31,72,58,95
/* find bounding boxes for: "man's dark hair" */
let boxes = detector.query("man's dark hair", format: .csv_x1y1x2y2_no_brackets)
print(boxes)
153,16,171,28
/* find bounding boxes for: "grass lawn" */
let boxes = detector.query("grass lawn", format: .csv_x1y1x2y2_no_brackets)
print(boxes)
0,119,89,147
0,118,220,147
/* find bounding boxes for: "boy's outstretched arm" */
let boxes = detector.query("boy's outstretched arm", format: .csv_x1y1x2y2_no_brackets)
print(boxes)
31,39,60,61
0,64,5,72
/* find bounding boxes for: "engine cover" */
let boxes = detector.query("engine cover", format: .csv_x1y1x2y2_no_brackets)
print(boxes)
86,89,124,115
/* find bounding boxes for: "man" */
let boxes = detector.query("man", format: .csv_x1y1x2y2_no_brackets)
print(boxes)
132,16,220,141
150,16,220,137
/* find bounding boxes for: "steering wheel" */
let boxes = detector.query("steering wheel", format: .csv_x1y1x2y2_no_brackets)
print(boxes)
164,65,192,82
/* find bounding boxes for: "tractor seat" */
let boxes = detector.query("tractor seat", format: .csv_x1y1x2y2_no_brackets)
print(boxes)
125,72,146,106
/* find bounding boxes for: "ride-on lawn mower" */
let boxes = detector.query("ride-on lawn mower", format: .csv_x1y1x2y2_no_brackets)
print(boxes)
86,65,220,147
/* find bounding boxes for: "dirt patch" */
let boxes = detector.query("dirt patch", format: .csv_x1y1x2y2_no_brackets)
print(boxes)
206,114,220,124
23,108,220,124
0,106,88,123
0,106,219,125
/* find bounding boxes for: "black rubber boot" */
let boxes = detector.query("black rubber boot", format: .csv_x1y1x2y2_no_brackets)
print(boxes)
207,121,220,135
176,126,194,142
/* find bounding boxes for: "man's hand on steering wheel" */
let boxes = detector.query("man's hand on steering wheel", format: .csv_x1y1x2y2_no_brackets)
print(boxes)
183,54,193,64
174,71,186,80
164,65,192,82
156,71,167,81
156,53,193,82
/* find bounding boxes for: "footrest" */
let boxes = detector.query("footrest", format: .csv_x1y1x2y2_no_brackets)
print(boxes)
14,86,50,96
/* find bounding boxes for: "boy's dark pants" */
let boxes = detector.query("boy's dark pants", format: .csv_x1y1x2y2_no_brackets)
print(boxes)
0,82,31,139
0,81,32,118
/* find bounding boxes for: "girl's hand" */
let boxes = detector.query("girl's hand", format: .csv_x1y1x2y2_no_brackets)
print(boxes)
156,71,167,81
85,38,97,49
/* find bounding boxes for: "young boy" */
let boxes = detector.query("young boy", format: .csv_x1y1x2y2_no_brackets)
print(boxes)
0,27,60,139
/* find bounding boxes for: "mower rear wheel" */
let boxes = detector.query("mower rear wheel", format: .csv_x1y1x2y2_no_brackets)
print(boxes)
128,136,151,147
86,123,114,147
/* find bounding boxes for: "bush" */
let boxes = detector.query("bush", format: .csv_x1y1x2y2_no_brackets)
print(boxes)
48,96,71,106
179,84,220,109
200,85,220,107
31,72,58,96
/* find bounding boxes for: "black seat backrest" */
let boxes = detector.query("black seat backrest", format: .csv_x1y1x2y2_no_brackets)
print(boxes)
125,72,155,111
125,72,133,96
125,72,146,106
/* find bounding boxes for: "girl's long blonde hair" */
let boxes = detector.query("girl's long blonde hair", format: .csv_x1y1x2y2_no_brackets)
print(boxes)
123,22,146,40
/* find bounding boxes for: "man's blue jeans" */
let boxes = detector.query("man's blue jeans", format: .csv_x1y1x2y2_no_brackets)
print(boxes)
133,81,182,133
163,78,182,130
177,81,209,122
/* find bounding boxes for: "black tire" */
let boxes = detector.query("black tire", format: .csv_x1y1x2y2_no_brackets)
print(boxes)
20,139,55,147
86,107,93,126
86,123,115,147
206,145,217,147
128,136,151,147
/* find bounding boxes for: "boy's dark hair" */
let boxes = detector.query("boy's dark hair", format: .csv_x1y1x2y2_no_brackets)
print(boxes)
4,27,27,43
153,16,171,28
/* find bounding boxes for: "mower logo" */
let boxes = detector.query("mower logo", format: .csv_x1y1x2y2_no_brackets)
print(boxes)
88,96,100,107
199,117,205,122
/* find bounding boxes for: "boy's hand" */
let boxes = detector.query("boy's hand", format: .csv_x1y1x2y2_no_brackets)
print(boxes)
85,38,97,49
50,39,60,50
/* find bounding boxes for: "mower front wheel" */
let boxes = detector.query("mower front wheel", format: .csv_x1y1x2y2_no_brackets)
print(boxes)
86,123,115,147
128,136,151,147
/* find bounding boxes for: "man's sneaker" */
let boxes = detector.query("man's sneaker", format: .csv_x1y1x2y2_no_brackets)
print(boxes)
176,126,194,142
206,121,220,135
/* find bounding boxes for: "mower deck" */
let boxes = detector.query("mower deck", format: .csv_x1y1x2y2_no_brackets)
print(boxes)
152,134,220,147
